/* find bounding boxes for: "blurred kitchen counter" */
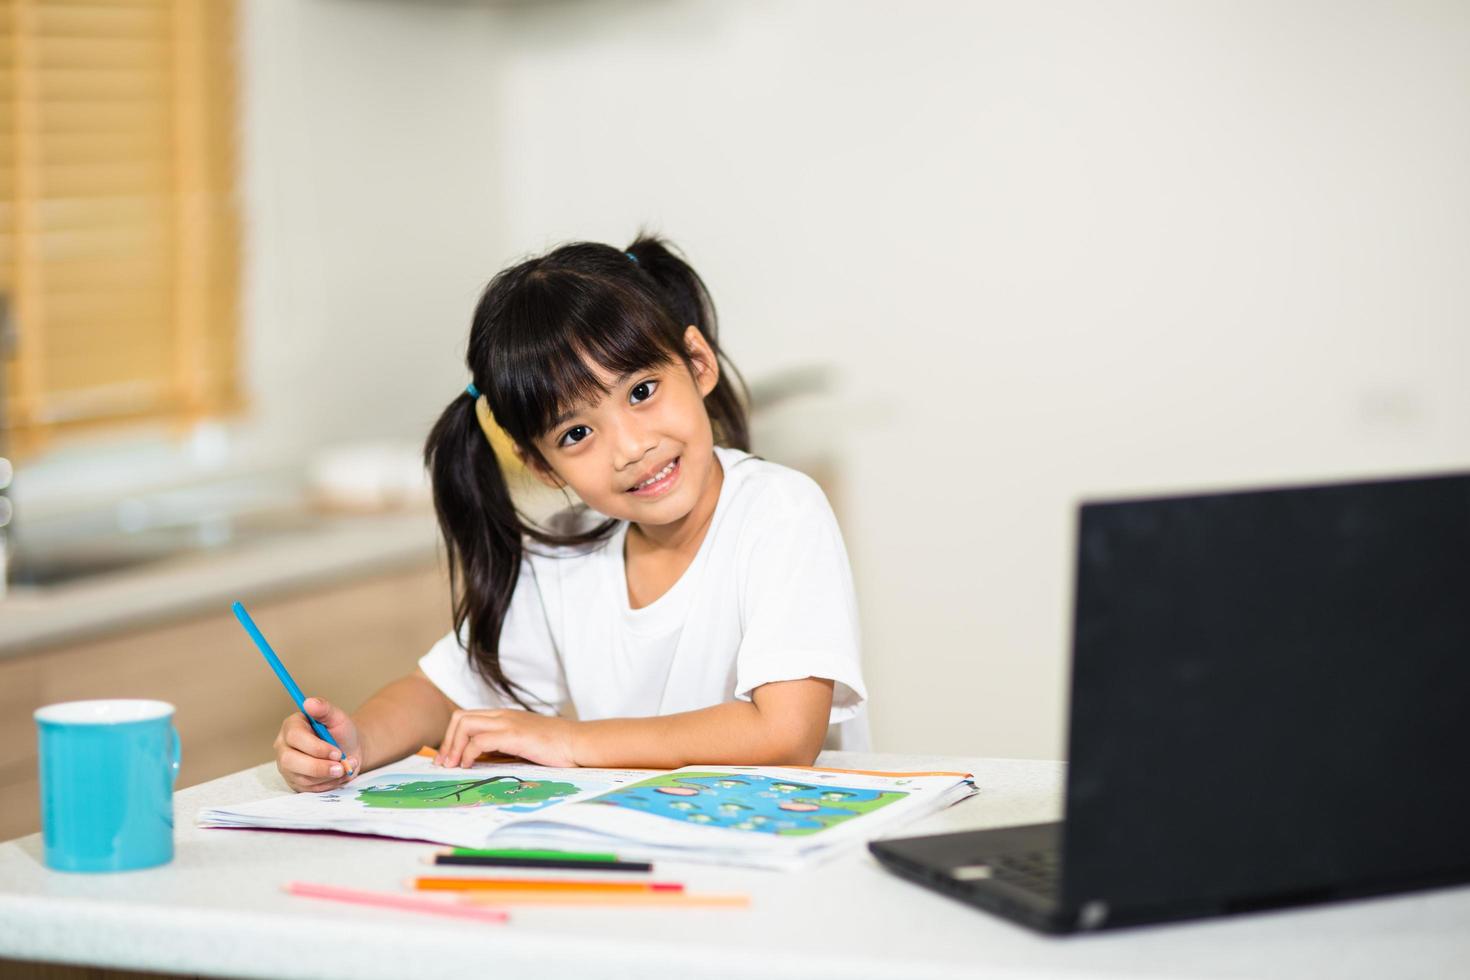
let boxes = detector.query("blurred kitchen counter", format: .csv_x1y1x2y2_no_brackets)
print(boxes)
0,508,453,843
0,507,443,659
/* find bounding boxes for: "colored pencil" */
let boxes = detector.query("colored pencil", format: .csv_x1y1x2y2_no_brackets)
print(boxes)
233,601,352,776
445,847,623,862
414,746,526,765
430,855,654,872
284,881,508,923
413,877,683,893
459,891,750,908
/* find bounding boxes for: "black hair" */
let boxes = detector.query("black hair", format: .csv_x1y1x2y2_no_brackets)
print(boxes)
423,235,749,710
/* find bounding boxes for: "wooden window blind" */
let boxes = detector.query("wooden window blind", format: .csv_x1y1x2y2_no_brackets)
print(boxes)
1,0,240,460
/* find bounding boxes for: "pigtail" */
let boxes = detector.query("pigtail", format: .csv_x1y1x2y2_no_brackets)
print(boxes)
624,235,750,451
423,391,540,712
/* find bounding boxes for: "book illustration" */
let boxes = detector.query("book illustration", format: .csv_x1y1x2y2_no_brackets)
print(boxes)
198,754,978,870
355,774,581,813
586,772,906,836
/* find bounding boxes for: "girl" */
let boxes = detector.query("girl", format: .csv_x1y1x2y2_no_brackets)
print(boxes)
273,237,867,792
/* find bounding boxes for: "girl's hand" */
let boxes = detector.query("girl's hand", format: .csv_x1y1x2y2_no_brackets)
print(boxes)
434,709,579,769
274,697,363,793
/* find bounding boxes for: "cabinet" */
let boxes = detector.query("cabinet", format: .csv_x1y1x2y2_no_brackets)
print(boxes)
0,561,450,842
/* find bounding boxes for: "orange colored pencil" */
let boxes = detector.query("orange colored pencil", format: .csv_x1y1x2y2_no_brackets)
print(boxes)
459,891,749,908
412,876,684,893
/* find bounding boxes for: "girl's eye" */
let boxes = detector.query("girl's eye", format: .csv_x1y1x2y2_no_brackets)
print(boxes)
630,379,658,404
559,425,590,448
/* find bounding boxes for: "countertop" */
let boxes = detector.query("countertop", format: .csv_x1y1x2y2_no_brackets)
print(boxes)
2,752,1467,979
0,508,442,658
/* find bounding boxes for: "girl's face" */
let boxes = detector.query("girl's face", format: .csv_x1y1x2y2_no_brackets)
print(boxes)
526,325,721,527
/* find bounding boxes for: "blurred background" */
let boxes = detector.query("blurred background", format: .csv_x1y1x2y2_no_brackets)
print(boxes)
2,0,1468,839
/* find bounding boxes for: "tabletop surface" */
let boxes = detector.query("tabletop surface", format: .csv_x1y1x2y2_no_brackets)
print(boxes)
1,751,1467,980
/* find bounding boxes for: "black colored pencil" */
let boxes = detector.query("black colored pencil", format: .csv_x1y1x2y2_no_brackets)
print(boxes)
433,855,654,872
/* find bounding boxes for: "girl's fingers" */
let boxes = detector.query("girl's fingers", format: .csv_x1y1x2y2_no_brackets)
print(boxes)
441,711,479,767
297,776,347,793
284,719,340,760
441,714,496,769
455,725,508,769
459,727,503,769
291,765,359,793
433,711,515,767
280,747,347,782
440,717,468,768
303,697,355,744
435,713,461,767
456,731,479,769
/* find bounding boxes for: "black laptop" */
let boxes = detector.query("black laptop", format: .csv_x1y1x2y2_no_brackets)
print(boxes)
870,471,1470,933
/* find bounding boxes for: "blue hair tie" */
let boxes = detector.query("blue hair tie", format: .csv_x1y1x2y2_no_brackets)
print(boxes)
625,251,639,265
465,382,480,399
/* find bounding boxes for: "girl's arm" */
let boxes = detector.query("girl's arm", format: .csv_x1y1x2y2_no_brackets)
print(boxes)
352,668,460,770
574,676,836,768
434,676,835,770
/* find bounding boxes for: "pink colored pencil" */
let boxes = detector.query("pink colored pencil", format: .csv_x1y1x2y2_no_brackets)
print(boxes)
284,881,509,924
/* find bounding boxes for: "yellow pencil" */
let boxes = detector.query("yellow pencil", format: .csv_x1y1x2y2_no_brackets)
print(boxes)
458,891,750,908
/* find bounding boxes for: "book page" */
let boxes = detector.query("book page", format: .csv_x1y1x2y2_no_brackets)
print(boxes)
491,764,977,857
198,753,654,849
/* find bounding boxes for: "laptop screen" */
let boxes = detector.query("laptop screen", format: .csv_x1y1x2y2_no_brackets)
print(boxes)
1063,472,1470,914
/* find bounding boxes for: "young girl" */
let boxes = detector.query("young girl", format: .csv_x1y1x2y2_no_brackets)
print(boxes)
273,237,867,792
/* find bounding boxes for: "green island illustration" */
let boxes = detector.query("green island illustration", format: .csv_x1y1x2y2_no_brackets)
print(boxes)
356,775,579,810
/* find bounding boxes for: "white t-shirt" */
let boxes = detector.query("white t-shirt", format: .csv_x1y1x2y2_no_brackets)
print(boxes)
418,446,870,751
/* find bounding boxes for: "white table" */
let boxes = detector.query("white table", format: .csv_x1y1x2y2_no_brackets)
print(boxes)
1,752,1466,980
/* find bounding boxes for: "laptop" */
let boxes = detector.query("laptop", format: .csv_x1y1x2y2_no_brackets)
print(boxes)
870,471,1470,933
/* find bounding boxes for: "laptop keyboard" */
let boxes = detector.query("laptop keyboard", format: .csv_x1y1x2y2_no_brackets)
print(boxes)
952,848,1060,900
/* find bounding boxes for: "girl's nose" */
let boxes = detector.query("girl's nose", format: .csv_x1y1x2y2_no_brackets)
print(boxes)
611,418,658,470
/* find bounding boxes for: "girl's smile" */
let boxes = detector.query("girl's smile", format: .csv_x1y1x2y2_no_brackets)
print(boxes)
626,456,680,497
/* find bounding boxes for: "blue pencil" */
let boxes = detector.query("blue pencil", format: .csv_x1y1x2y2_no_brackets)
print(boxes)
231,601,353,776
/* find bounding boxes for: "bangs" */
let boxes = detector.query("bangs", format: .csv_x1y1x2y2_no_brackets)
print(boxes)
485,270,684,444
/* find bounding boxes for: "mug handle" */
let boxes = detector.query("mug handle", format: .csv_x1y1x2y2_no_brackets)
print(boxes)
169,724,182,785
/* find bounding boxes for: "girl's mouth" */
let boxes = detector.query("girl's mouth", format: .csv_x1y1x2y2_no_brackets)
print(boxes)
627,456,680,497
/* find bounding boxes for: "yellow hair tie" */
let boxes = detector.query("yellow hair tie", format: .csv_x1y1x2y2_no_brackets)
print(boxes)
471,392,524,475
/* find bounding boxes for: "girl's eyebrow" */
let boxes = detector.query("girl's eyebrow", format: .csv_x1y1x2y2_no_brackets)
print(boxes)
547,370,640,431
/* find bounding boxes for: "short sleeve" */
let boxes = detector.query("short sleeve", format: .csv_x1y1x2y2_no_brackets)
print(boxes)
732,478,867,724
417,557,569,716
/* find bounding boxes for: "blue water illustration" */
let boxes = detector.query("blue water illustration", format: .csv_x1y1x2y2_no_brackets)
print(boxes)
588,772,906,836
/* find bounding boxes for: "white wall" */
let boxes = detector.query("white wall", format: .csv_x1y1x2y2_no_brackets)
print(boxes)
238,0,508,463
479,0,1470,757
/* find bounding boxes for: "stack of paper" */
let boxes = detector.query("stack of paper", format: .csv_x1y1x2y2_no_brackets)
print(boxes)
199,753,976,870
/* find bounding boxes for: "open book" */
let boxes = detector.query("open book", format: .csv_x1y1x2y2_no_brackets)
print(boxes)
199,750,977,870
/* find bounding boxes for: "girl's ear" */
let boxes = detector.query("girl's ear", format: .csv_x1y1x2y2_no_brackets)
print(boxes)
682,324,720,397
515,446,565,489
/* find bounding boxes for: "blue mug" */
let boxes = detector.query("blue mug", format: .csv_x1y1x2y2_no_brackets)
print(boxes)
35,699,181,873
